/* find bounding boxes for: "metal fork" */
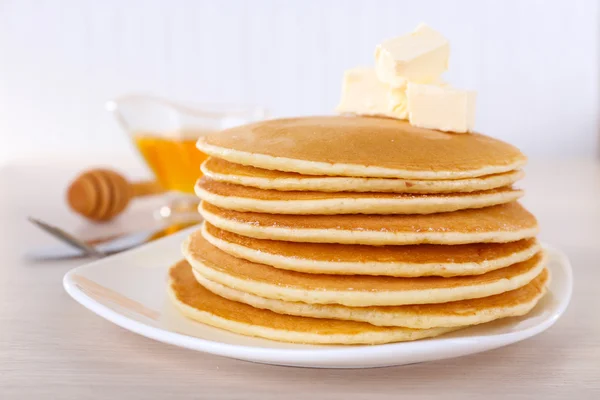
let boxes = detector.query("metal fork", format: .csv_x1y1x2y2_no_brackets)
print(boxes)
27,217,107,258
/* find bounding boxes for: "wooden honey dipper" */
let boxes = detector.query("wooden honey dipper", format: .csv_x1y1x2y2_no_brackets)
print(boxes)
67,169,164,222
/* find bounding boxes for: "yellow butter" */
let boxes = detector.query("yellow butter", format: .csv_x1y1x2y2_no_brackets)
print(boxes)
387,86,408,119
407,83,477,133
336,68,389,116
375,24,449,87
336,67,409,119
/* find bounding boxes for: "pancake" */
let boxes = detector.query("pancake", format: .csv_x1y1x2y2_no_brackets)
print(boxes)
199,201,539,245
201,158,525,194
194,268,549,329
168,260,458,344
182,233,546,306
196,177,523,215
200,223,542,277
196,116,526,179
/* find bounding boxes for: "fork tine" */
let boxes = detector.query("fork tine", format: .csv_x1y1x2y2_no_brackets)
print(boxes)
27,217,106,258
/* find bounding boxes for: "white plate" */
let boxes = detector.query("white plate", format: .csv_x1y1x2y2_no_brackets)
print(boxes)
63,228,572,369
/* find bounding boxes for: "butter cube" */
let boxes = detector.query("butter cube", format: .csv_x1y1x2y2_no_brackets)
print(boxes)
389,78,447,119
407,83,476,133
375,24,449,87
336,67,408,119
387,86,408,119
336,68,389,116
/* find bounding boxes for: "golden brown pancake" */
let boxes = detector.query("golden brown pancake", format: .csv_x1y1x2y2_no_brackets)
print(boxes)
194,268,549,328
201,157,525,193
199,201,539,245
196,116,526,179
183,233,546,306
168,260,458,344
195,177,523,215
200,223,541,277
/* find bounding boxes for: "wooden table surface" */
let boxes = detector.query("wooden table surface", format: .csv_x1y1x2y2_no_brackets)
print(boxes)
0,156,598,399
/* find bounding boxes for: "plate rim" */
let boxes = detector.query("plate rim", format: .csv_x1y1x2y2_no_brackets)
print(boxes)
63,234,573,365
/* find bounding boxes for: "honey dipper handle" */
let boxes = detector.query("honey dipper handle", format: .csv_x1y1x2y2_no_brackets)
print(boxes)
131,181,164,197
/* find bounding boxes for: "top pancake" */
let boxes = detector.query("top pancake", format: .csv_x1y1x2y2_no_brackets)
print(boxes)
197,116,526,179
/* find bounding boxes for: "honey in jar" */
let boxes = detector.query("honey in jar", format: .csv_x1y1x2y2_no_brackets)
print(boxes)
107,94,268,220
133,130,212,194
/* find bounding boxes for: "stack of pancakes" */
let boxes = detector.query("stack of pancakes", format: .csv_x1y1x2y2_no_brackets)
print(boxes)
168,116,549,345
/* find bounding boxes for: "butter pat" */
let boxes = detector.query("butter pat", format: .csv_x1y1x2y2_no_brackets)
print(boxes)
375,24,449,86
336,67,408,119
336,68,389,116
407,83,476,133
387,86,408,119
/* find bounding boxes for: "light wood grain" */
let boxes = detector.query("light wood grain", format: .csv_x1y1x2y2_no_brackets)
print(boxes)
0,157,598,399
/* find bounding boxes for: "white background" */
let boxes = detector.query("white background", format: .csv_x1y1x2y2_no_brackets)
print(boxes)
0,0,598,163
